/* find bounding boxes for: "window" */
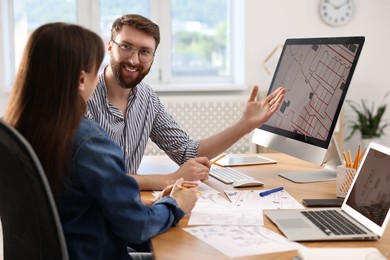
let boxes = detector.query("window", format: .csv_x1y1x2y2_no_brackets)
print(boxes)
99,1,149,42
1,0,243,92
170,0,230,79
13,0,77,69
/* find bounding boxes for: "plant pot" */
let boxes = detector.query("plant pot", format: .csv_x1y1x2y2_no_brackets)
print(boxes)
361,136,381,149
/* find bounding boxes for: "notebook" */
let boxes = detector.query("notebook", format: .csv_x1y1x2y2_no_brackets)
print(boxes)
265,142,390,241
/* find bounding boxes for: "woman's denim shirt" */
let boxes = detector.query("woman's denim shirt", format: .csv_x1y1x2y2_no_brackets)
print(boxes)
57,117,184,259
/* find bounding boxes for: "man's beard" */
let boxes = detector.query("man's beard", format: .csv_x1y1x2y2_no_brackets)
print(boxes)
110,57,150,89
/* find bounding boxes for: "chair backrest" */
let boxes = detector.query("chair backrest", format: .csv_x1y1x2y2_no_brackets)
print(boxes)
0,120,68,260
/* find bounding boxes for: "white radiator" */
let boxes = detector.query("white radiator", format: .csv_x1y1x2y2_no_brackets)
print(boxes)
144,95,257,155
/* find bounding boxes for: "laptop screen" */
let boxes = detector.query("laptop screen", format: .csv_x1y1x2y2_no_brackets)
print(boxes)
345,144,390,227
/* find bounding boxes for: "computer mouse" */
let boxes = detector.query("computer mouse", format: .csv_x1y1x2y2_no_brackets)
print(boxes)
232,179,264,188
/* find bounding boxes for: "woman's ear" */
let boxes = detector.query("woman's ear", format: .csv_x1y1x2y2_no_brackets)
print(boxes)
78,70,86,92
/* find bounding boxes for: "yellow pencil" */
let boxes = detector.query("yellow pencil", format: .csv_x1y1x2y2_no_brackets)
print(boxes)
348,150,353,168
353,146,360,169
343,151,349,166
210,153,227,165
177,185,202,194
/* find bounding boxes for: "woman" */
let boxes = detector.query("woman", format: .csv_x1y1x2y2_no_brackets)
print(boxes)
4,22,197,259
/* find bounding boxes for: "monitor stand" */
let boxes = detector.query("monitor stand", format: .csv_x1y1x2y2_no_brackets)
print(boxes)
278,138,342,183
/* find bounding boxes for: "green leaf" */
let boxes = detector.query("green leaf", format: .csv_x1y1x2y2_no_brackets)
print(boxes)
345,93,389,140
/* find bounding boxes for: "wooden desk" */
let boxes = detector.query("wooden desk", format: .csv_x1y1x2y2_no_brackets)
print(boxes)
140,153,390,260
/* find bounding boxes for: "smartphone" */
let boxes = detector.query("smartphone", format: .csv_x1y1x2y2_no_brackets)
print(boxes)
302,198,344,207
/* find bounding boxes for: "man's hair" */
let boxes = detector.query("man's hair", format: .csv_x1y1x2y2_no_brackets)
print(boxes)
111,14,160,50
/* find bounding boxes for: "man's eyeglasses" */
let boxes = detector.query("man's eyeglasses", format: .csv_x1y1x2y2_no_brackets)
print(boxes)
111,39,155,63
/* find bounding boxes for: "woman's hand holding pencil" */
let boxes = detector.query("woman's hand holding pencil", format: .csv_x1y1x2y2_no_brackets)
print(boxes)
170,178,198,213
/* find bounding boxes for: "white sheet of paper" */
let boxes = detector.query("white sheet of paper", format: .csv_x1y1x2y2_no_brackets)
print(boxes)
188,207,264,226
194,193,232,209
225,189,304,209
188,186,303,225
184,225,303,258
188,192,264,226
298,247,385,260
196,182,220,195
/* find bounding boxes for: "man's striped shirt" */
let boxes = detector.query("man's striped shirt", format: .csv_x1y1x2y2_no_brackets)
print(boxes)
86,73,200,174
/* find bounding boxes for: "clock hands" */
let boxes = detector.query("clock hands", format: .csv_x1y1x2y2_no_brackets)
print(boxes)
334,0,351,10
320,0,353,26
326,0,351,10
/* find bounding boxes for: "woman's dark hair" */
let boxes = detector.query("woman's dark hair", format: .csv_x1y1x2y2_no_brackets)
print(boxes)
5,22,104,196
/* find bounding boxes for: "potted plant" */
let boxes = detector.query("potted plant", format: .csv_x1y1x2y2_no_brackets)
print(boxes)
345,93,389,143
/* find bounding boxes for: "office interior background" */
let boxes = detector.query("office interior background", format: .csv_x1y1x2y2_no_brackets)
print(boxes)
0,0,389,152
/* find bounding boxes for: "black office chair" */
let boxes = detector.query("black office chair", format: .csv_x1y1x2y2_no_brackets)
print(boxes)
0,119,69,260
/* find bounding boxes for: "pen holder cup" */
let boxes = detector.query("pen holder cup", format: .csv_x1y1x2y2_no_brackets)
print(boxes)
336,165,356,198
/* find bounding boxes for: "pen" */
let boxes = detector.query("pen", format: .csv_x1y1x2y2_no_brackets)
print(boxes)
210,153,227,164
259,187,284,197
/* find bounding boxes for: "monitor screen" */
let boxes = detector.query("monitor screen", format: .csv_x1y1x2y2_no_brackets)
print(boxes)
252,36,365,166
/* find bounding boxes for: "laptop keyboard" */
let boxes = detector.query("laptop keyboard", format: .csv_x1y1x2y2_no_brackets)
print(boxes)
209,167,254,184
301,210,368,236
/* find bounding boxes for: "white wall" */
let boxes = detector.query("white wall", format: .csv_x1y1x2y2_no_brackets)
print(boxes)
244,0,390,150
1,0,389,149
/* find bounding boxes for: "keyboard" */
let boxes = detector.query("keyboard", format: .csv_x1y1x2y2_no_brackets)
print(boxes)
209,167,254,184
301,209,367,236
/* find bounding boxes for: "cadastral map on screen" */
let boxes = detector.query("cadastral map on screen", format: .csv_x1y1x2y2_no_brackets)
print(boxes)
265,43,360,141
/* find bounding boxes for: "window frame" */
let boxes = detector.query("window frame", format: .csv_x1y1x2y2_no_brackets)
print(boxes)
0,0,15,92
0,0,244,93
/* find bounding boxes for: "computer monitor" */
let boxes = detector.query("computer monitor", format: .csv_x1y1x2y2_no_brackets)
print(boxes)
252,36,365,183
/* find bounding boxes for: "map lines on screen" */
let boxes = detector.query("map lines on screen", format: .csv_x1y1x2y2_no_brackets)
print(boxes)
266,43,360,142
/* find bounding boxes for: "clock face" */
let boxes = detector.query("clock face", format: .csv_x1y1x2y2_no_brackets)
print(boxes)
319,0,353,26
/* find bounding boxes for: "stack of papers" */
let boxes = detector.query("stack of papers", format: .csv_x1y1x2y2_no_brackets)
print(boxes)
181,185,307,257
188,188,303,226
152,177,388,259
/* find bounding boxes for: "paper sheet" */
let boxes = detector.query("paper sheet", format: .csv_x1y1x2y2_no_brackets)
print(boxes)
225,189,304,209
188,191,265,225
184,225,303,258
298,247,385,260
196,182,220,195
189,207,264,226
188,187,303,226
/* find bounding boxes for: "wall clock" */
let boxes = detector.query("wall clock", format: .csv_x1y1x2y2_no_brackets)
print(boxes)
319,0,354,26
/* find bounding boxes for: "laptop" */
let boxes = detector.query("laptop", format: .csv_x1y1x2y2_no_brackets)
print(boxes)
265,142,390,241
